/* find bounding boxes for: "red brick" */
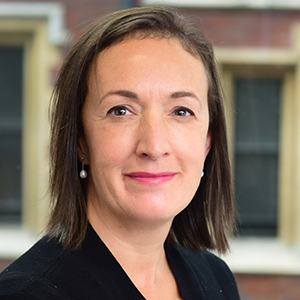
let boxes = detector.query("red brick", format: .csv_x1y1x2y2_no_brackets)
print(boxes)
235,274,300,300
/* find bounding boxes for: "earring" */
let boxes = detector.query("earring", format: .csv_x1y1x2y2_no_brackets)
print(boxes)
79,156,87,179
201,171,204,178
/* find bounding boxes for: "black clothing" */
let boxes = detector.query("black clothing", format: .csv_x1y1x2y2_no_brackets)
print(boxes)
0,225,240,299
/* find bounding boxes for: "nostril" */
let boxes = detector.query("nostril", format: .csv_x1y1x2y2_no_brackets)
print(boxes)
138,150,169,161
140,152,158,160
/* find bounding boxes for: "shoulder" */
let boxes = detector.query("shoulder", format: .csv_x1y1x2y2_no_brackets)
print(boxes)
177,247,240,299
0,236,63,298
179,247,232,275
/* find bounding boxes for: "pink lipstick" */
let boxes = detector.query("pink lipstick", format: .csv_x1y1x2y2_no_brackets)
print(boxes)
124,172,176,185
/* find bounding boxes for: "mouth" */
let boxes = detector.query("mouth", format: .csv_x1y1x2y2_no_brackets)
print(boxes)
124,172,177,185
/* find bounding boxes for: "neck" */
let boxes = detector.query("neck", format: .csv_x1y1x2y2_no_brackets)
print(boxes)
87,199,173,289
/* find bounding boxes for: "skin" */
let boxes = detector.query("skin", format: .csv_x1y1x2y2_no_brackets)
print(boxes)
79,37,211,300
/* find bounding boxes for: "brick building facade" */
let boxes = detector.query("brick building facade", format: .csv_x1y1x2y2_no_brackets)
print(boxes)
1,1,300,299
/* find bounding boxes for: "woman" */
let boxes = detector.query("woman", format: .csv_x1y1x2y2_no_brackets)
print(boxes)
0,6,240,300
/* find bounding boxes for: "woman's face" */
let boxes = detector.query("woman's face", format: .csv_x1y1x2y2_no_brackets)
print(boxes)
79,38,211,226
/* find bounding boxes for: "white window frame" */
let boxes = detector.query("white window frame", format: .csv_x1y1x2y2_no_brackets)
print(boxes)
0,2,66,258
0,2,66,46
216,25,300,274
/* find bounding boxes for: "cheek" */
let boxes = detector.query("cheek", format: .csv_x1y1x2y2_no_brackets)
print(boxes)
177,130,209,180
86,125,134,166
175,125,209,157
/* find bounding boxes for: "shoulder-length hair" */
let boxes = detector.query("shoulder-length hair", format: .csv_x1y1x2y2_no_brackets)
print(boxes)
48,6,236,253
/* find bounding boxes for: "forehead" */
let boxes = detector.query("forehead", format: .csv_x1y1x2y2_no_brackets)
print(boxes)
89,38,208,90
97,37,199,64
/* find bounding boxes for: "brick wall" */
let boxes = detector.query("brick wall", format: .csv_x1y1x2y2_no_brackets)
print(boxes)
1,1,300,298
180,8,300,48
0,260,14,273
3,0,123,40
235,274,300,300
5,1,300,48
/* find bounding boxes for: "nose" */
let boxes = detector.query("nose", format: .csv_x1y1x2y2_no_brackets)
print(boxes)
135,112,171,160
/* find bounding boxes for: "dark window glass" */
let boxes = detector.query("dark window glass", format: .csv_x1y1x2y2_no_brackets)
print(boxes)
0,47,23,223
234,78,281,236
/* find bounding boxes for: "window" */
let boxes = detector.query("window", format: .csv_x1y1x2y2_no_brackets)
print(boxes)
0,2,65,259
0,47,23,223
234,78,281,236
216,43,300,273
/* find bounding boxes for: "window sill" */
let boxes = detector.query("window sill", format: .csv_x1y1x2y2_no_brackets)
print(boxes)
1,228,300,275
222,237,300,275
0,225,41,259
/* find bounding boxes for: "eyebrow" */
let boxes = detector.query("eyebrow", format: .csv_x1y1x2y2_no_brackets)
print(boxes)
99,90,200,103
170,91,200,101
99,90,138,103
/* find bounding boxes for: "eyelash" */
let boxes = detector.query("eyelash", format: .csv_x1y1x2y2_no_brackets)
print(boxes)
172,107,194,117
108,106,132,116
107,106,194,117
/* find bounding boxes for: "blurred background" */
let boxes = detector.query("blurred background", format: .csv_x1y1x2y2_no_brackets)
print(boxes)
1,0,300,299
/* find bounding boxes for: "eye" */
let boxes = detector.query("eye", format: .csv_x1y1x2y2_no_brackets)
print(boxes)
173,107,194,117
108,105,132,116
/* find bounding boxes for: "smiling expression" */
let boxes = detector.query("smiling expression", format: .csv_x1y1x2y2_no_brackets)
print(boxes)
79,37,212,226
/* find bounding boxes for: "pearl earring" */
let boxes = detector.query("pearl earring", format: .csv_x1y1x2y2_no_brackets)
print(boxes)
201,171,204,178
79,156,87,179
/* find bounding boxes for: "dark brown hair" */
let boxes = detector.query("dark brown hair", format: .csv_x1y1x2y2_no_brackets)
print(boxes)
48,6,236,253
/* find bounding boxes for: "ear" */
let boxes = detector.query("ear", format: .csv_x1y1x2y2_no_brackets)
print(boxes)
78,134,90,165
204,130,212,159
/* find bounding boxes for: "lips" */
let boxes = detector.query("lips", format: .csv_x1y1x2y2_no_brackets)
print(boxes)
124,172,177,185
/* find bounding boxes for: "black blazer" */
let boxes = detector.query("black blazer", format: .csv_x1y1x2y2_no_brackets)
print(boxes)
0,224,240,299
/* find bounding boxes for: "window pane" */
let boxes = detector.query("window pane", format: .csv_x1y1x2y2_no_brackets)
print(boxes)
0,47,23,223
234,78,281,236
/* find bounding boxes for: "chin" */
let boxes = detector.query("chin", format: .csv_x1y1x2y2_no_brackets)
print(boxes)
126,202,187,225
